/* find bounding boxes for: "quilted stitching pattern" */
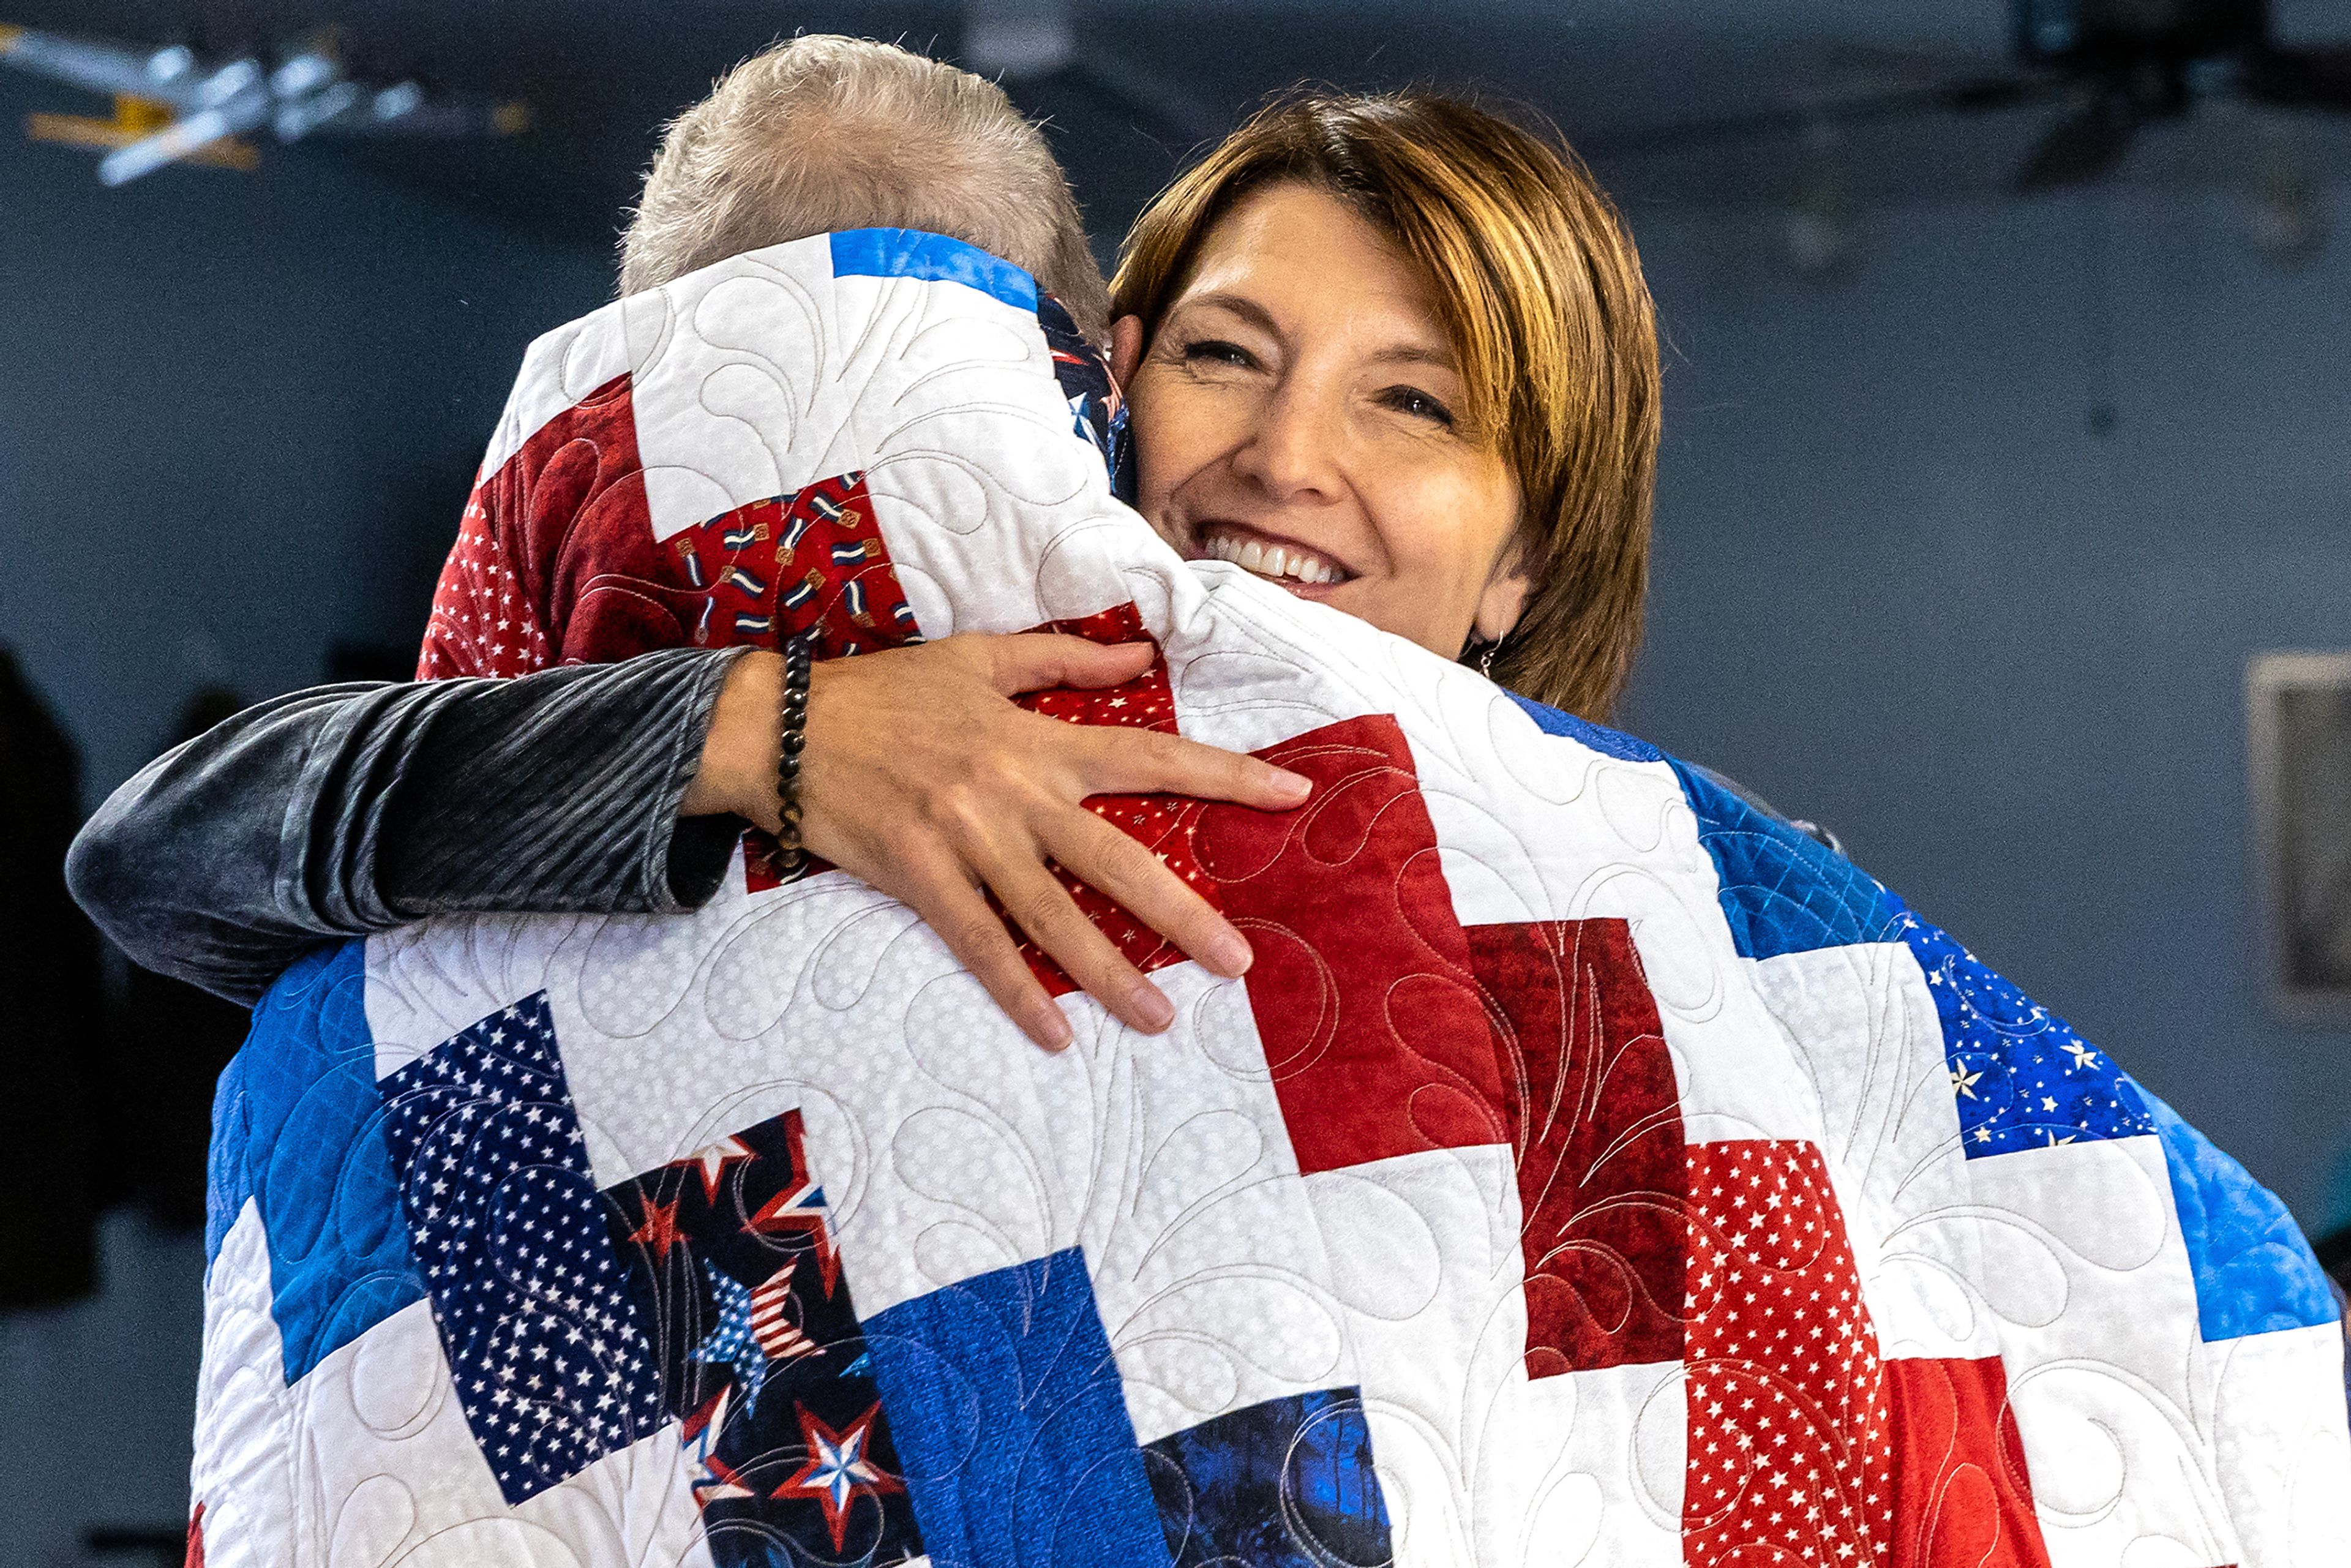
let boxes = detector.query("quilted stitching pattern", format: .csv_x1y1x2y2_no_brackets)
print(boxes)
190,231,2351,1568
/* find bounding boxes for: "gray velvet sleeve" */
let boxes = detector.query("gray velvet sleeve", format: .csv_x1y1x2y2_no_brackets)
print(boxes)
66,647,751,1005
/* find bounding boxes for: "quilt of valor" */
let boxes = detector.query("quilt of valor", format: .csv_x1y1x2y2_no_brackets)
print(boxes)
192,230,2351,1568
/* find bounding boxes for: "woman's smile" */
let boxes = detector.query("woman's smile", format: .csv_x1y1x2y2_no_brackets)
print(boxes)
1186,520,1357,598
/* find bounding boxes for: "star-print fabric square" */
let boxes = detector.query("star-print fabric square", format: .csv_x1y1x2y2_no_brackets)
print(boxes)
601,1108,922,1566
377,993,667,1506
1897,914,2154,1157
1684,1140,1891,1568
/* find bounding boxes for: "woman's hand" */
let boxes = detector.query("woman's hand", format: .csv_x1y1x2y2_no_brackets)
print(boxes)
683,634,1311,1050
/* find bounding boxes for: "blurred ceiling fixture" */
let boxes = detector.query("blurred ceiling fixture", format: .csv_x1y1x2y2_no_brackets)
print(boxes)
1591,0,2351,195
959,0,1220,144
0,24,530,186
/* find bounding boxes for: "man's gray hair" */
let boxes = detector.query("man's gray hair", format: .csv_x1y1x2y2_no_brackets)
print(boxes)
620,36,1111,341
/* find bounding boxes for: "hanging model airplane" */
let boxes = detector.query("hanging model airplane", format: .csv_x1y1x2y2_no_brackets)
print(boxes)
0,24,529,186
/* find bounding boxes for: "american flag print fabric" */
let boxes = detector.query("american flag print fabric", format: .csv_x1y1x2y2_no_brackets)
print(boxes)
192,230,2351,1568
599,1104,919,1564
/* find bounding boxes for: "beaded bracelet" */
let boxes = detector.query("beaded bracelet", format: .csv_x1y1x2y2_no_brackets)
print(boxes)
773,636,814,876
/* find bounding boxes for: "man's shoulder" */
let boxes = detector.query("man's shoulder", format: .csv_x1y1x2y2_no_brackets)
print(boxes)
1502,691,1842,856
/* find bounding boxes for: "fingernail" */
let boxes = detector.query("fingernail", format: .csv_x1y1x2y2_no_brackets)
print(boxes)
1128,983,1177,1033
1033,1005,1073,1051
1205,930,1252,977
1270,768,1312,800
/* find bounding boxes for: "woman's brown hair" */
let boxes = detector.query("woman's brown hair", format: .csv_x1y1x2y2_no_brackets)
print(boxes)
1112,91,1660,720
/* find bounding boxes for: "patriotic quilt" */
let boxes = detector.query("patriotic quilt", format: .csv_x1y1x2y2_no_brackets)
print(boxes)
193,229,2351,1567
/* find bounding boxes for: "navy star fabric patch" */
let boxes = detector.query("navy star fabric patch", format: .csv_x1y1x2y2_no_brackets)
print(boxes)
378,993,666,1505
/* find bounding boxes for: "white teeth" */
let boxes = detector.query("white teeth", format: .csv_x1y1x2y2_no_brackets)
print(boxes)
1203,530,1341,586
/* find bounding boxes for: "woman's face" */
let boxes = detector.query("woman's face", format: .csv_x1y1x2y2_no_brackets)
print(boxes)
1111,181,1528,660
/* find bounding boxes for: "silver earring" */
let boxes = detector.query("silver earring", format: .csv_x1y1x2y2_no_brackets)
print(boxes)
1471,639,1498,678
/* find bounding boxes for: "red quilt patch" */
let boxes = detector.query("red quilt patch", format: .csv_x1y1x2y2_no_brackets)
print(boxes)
1464,919,1687,1376
1198,715,1507,1176
1883,1357,2051,1568
420,373,644,679
665,475,919,891
670,473,917,661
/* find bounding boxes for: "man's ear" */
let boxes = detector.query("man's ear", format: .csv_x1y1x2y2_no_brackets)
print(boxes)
1473,544,1533,648
1109,315,1146,389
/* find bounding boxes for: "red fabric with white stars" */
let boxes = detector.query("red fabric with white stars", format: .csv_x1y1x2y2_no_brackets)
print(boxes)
1007,602,1205,993
1684,1140,1891,1568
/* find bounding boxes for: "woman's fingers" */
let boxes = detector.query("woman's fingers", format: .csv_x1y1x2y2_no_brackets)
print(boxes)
903,866,1076,1052
1077,724,1313,811
978,633,1157,696
1042,808,1253,980
787,631,1311,1050
976,846,1179,1037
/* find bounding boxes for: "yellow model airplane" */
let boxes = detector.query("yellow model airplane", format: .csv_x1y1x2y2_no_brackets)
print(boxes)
0,23,527,185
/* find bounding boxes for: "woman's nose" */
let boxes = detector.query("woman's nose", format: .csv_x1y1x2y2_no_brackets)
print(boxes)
1230,381,1344,503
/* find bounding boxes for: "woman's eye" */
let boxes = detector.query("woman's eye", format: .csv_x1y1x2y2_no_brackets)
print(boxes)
1181,339,1253,369
1382,387,1456,427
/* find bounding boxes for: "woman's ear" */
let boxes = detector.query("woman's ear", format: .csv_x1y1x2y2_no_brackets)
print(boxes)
1109,315,1146,388
1472,543,1533,648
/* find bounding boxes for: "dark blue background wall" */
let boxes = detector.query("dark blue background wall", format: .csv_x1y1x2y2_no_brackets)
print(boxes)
0,80,613,794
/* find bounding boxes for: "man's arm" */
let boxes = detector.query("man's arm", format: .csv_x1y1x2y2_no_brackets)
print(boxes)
67,648,749,1005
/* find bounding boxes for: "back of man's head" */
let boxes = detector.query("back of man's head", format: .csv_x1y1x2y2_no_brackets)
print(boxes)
620,36,1110,341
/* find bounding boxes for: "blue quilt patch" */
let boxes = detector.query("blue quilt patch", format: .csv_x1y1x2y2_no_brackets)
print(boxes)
204,941,420,1383
830,228,1038,313
1668,759,1904,960
1507,691,1665,763
2133,1082,2339,1341
378,992,667,1506
1894,913,2155,1158
1146,1389,1390,1567
863,1248,1167,1567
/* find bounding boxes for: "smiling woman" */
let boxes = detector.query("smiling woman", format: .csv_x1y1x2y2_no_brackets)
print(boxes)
1109,92,1662,716
1116,182,1531,662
